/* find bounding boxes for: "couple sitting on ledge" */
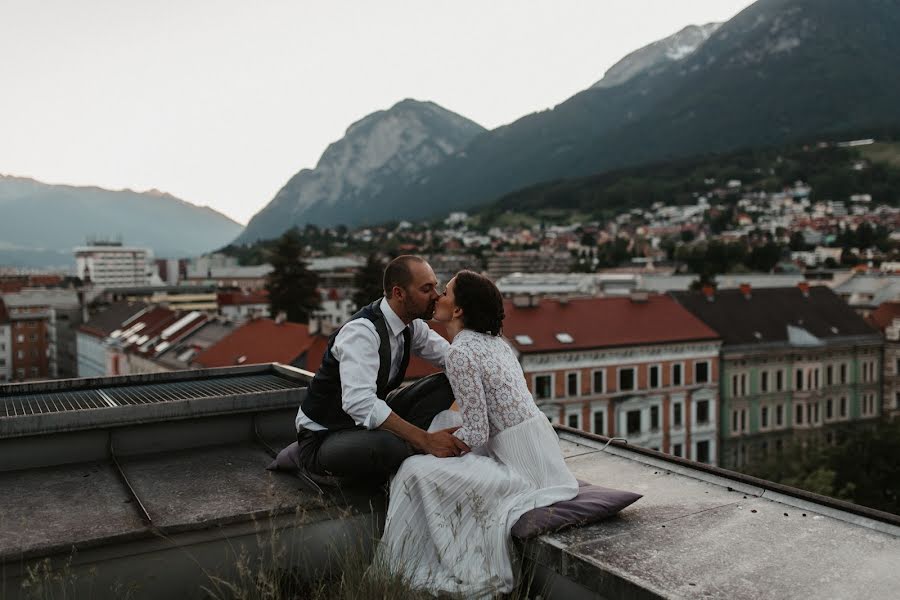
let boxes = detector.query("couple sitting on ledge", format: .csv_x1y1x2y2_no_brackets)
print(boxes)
293,255,578,596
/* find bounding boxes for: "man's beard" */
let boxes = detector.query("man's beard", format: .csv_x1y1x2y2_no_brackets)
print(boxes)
405,297,435,321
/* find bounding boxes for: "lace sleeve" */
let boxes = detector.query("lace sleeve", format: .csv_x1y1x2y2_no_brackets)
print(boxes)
445,346,489,449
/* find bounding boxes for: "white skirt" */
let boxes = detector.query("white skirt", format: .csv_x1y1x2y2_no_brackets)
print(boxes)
376,412,578,597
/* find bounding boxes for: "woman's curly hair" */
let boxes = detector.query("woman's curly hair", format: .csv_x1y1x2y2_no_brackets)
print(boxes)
453,270,505,336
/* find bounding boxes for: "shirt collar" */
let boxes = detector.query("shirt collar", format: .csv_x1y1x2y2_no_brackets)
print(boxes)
379,297,408,337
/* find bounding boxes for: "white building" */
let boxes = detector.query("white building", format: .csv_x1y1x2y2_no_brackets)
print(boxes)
75,242,155,289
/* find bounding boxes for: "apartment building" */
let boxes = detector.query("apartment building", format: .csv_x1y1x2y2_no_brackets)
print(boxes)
502,294,722,464
673,283,883,469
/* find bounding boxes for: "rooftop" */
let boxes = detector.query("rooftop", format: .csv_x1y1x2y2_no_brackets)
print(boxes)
672,286,880,349
502,295,720,353
0,366,897,599
193,318,313,368
78,301,148,339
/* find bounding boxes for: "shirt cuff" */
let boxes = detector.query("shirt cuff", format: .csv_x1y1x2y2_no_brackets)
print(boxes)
365,398,393,430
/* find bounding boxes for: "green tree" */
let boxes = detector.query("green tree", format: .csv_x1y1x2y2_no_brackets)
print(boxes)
265,229,320,324
352,253,386,311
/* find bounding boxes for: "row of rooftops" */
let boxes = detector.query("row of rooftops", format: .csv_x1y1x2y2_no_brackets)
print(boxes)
77,283,882,386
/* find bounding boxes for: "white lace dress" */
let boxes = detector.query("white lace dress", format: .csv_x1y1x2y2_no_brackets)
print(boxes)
377,329,578,597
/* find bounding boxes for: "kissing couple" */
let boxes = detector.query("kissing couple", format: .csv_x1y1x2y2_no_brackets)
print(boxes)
293,255,577,596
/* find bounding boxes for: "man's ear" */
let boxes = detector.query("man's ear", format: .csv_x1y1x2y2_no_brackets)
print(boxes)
392,285,405,300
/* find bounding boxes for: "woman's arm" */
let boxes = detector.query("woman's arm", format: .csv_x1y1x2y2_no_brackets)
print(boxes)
445,347,490,449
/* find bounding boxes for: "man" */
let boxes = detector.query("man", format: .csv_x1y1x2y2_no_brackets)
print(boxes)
295,255,469,485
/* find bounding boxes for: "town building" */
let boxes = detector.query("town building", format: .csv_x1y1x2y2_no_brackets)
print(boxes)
2,289,83,379
74,241,156,289
833,273,900,319
76,302,148,377
101,285,218,312
106,308,208,376
0,300,10,382
3,298,50,382
502,294,722,464
485,250,573,279
867,301,900,417
672,284,883,470
217,290,270,320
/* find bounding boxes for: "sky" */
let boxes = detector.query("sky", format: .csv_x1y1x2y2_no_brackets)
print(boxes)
0,0,757,225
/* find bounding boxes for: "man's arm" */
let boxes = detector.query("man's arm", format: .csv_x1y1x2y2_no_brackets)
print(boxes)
410,320,451,368
379,412,469,458
335,321,467,457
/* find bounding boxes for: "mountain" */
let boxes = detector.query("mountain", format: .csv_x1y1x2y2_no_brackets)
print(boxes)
0,175,243,268
592,23,721,89
235,99,485,243
358,0,900,224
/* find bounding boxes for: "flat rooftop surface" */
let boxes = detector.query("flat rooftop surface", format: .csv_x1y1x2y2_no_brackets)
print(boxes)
536,430,900,599
0,441,350,561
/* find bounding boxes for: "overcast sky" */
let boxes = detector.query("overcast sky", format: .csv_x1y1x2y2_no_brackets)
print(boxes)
0,0,756,225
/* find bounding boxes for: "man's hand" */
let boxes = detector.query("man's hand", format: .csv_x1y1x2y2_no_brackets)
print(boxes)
420,426,470,458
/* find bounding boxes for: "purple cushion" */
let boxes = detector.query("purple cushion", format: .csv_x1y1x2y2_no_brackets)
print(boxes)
511,480,642,539
267,441,303,472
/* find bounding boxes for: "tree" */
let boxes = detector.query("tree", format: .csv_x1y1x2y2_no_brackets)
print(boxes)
265,228,320,324
352,253,386,310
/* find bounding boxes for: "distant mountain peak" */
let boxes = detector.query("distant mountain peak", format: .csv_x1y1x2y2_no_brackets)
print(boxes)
592,22,722,89
235,99,485,242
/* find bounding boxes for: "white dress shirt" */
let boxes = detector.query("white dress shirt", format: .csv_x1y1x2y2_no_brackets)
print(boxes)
295,297,450,432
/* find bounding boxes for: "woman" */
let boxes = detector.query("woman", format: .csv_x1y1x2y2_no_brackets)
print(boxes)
377,270,578,597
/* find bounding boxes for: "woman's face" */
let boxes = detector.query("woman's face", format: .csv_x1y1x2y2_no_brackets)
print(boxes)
433,276,459,322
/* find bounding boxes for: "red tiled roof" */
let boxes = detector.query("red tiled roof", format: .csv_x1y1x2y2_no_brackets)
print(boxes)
117,307,179,350
217,290,269,306
194,318,313,368
868,301,900,331
502,295,719,353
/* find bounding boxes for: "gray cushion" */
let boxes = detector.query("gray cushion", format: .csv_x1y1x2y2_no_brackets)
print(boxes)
511,480,642,539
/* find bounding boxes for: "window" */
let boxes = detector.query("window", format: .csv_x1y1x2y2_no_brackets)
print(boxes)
761,406,769,429
567,413,580,429
592,370,605,394
696,400,710,424
761,371,769,393
618,368,636,392
534,375,552,400
813,402,819,423
672,363,683,386
796,403,804,425
776,404,784,427
672,443,683,458
826,365,833,386
30,367,38,376
776,369,784,391
593,411,605,435
650,406,660,431
731,374,739,397
567,372,579,397
795,368,803,391
626,410,642,435
649,365,660,389
16,368,25,379
732,410,739,434
695,361,709,384
16,334,24,343
0,359,4,367
673,403,683,428
840,363,847,384
29,333,37,342
696,440,710,464
16,350,24,360
840,396,847,418
826,398,833,420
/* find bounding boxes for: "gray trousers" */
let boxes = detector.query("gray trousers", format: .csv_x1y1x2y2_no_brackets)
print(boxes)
296,373,454,484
